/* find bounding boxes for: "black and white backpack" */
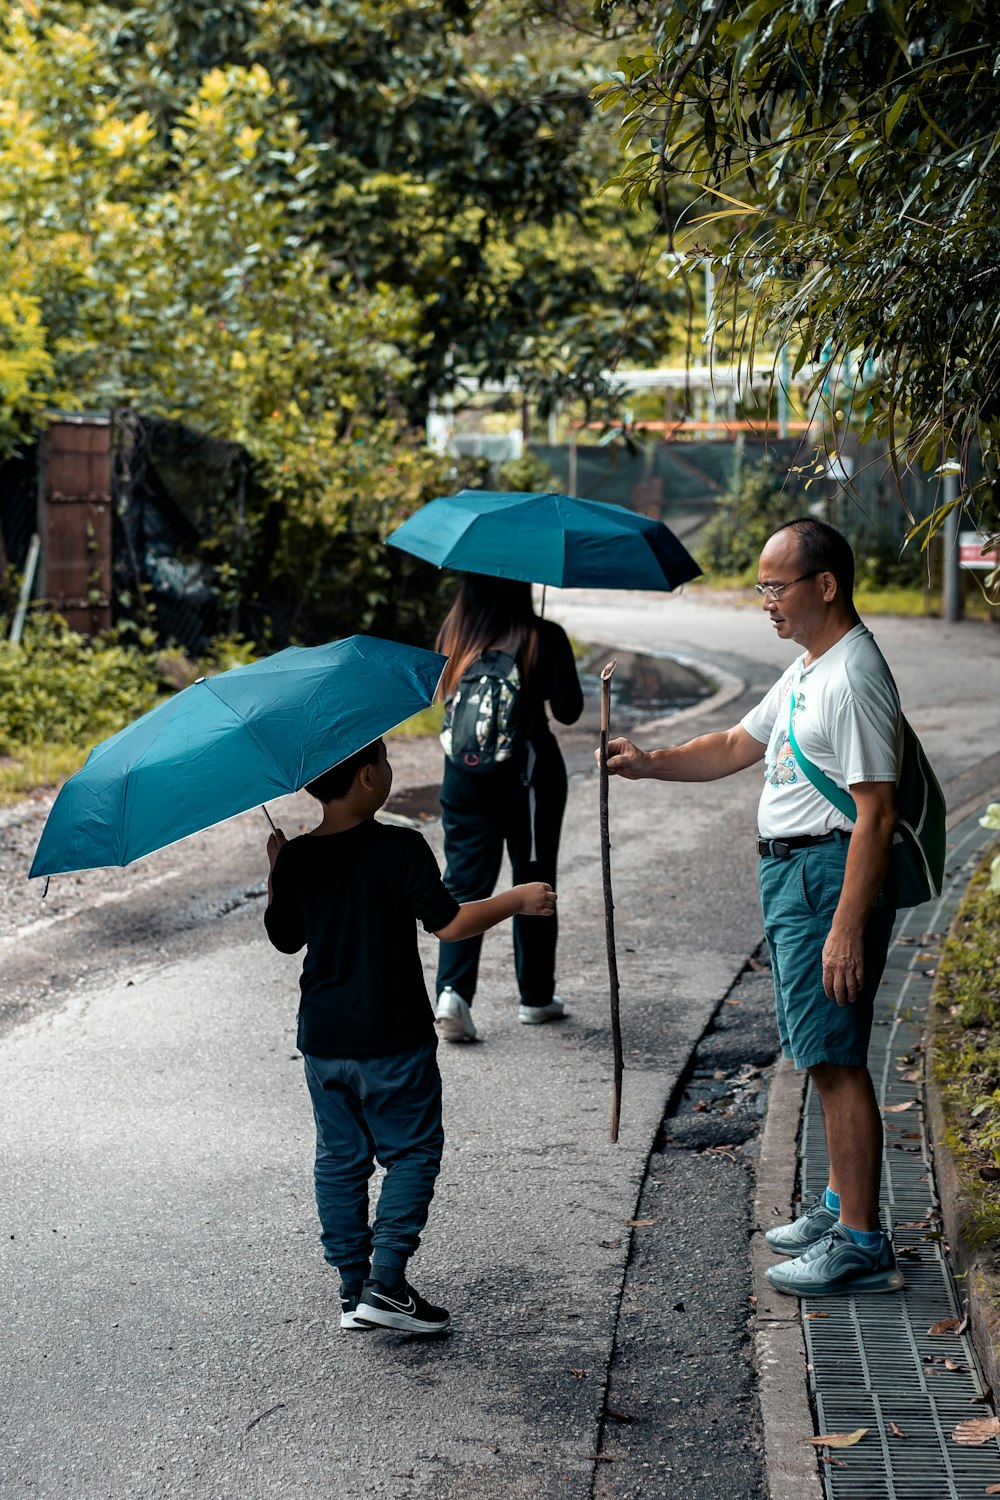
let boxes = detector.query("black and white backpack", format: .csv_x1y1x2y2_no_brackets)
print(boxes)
440,649,526,773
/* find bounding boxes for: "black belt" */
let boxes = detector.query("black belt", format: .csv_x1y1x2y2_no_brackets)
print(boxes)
756,830,851,859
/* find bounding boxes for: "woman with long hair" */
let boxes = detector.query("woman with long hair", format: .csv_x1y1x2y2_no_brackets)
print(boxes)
432,573,583,1042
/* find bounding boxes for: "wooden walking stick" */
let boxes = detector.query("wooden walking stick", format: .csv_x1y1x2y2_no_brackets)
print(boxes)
599,660,623,1142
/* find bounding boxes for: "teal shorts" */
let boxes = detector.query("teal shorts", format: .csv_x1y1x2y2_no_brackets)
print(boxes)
758,836,896,1071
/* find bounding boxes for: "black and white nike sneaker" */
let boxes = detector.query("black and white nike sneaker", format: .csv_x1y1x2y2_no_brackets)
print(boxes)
355,1276,451,1333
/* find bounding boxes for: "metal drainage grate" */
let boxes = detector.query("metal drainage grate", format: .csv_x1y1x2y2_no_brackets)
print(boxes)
797,814,1000,1500
814,1393,1000,1500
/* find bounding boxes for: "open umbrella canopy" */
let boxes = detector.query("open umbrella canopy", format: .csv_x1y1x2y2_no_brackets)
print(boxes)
387,489,701,591
30,636,447,879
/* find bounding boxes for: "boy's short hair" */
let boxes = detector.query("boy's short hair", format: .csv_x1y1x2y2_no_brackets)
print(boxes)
305,740,381,803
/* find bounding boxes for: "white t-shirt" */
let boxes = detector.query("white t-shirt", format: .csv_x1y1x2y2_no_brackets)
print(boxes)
740,624,902,839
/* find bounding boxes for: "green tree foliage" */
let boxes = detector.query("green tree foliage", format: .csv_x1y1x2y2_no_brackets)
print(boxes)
0,12,417,468
27,0,686,415
700,453,927,588
0,2,697,652
596,0,1000,560
0,8,464,640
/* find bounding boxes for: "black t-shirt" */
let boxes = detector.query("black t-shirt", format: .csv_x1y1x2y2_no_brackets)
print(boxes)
523,618,585,748
264,820,460,1058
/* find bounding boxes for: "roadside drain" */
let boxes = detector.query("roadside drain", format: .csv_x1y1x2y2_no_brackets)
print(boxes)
800,817,1000,1499
593,950,779,1498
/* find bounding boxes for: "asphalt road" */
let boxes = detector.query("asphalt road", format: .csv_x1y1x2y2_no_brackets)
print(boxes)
2,590,998,1500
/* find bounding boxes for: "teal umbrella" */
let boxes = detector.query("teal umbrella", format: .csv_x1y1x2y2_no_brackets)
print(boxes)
386,489,701,590
29,636,446,879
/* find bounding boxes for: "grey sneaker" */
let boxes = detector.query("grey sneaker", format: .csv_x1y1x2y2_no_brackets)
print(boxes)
766,1226,904,1298
765,1195,838,1255
435,987,477,1042
518,996,566,1025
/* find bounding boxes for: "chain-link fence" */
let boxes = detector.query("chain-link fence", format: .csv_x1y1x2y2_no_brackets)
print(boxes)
0,447,39,576
529,436,813,527
112,411,251,654
531,433,942,570
1,414,251,653
1,416,964,652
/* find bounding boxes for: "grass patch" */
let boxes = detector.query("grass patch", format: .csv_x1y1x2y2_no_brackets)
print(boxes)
0,744,91,805
855,586,997,619
388,700,445,739
931,844,1000,1247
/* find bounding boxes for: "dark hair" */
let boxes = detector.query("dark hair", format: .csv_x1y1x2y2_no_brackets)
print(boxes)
305,740,381,803
435,573,538,698
771,517,855,597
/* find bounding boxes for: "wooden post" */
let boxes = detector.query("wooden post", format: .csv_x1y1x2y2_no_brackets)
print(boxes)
599,659,623,1142
39,415,113,635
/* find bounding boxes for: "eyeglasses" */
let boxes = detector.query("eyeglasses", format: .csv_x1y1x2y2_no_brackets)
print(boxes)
754,570,820,602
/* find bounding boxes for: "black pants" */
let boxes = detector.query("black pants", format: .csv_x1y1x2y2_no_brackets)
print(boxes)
435,750,567,1006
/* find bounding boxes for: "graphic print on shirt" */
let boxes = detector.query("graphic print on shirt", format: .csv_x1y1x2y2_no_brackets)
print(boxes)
765,682,804,788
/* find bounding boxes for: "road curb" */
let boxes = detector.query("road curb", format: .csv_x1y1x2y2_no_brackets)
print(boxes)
601,642,746,740
751,1055,824,1500
633,653,746,738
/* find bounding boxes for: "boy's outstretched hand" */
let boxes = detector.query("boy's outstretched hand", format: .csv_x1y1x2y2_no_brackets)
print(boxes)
517,881,557,916
267,828,287,868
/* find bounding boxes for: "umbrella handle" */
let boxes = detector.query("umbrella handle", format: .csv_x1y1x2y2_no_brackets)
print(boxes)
262,805,277,832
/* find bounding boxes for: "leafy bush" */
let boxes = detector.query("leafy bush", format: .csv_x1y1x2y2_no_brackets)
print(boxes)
699,457,803,578
0,611,160,749
495,451,561,493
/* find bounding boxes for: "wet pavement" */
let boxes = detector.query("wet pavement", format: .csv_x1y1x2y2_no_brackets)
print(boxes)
2,589,999,1499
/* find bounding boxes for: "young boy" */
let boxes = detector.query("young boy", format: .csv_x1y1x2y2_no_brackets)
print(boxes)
264,736,556,1334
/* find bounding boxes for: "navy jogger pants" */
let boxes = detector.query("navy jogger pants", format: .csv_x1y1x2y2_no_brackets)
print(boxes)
302,1041,443,1280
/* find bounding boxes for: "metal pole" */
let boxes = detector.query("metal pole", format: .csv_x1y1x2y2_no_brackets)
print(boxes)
704,258,715,344
9,532,41,645
942,471,962,622
777,347,790,438
567,424,577,497
704,262,717,438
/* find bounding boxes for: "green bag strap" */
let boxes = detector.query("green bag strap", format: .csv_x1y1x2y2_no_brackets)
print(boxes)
787,681,857,823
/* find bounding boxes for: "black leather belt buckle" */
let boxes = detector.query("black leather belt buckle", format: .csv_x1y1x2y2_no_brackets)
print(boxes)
757,838,792,859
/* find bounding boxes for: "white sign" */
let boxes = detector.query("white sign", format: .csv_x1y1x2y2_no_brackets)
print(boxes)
958,530,1000,571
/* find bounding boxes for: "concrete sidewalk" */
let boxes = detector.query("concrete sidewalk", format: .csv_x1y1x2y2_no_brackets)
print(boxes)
755,803,1000,1500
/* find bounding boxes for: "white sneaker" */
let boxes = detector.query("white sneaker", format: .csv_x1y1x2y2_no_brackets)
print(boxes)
435,987,477,1042
518,997,566,1025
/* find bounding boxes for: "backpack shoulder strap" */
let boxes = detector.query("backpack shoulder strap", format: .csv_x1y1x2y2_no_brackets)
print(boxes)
787,680,857,822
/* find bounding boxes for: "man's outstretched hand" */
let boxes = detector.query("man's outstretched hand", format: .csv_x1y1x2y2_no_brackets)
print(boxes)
597,735,651,780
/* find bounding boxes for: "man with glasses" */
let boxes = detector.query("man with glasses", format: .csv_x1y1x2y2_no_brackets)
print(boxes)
603,517,904,1297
